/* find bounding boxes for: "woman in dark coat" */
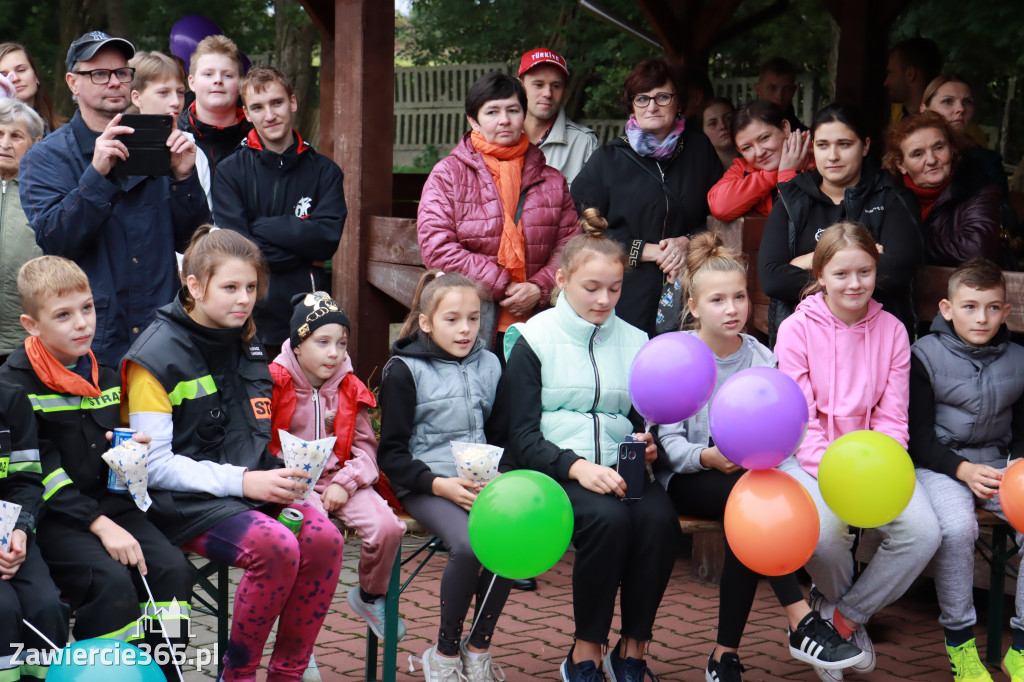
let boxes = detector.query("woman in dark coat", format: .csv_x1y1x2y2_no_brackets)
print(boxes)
571,58,723,336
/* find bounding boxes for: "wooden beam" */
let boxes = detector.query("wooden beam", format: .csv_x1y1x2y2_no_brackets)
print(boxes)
330,0,395,381
366,216,421,266
299,0,333,36
713,1,790,46
636,0,689,64
692,0,744,58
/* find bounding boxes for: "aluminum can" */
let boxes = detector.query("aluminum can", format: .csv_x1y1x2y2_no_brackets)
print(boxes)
278,507,303,536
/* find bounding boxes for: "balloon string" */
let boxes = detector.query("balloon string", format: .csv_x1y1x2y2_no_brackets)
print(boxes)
138,566,186,682
22,619,60,650
466,572,498,643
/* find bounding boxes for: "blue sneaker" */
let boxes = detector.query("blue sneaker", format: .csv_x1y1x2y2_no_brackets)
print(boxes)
603,641,658,682
560,645,606,682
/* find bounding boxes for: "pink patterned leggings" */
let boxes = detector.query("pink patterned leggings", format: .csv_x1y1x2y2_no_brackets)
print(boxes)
182,504,343,682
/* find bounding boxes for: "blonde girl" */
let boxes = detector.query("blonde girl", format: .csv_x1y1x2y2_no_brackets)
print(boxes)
377,270,511,682
775,222,940,681
123,226,344,682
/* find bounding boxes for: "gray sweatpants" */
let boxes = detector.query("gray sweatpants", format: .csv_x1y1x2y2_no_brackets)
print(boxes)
916,467,1024,631
780,458,941,624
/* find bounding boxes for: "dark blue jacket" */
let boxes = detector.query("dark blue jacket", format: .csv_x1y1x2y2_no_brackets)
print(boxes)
213,129,346,345
18,111,210,367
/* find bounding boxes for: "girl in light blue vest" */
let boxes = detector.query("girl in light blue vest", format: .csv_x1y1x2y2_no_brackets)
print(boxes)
378,270,512,682
504,208,681,682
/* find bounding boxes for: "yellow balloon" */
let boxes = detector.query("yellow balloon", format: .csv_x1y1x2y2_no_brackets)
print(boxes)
818,430,916,528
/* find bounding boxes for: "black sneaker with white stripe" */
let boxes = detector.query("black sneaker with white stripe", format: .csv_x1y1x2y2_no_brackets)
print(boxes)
705,652,744,682
788,611,867,670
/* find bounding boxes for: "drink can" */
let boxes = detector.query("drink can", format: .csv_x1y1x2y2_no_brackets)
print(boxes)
278,508,303,536
107,428,135,493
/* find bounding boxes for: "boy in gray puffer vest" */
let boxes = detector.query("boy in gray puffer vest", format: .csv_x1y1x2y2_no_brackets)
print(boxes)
909,258,1024,682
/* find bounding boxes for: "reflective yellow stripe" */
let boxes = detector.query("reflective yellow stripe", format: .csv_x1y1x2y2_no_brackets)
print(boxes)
42,468,72,500
28,387,120,413
167,375,217,406
9,448,41,475
96,619,144,642
9,461,42,474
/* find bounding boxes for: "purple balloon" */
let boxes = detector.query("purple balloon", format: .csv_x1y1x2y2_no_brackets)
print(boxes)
629,332,717,425
708,367,808,469
170,15,222,72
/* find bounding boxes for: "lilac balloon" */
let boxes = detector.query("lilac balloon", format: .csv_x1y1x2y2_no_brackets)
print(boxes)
170,15,222,72
708,367,808,469
629,332,717,425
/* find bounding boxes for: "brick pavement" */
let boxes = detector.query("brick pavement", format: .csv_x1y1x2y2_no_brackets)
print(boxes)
176,533,1014,681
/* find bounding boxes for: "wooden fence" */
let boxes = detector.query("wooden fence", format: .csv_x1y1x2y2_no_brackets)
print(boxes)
392,65,817,166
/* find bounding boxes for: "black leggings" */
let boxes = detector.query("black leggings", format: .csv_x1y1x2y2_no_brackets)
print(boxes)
667,469,805,649
564,476,681,644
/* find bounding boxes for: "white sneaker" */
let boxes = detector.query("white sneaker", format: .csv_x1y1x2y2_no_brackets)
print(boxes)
460,640,505,682
850,626,877,674
410,645,468,682
812,665,844,681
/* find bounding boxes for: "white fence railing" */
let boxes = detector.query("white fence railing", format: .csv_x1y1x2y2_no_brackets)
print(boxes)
393,65,818,166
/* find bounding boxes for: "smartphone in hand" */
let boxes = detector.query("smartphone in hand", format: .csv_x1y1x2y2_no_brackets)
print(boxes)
116,114,173,176
617,436,646,501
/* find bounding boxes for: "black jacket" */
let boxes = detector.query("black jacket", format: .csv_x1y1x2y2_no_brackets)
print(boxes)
177,102,251,181
0,379,42,533
0,348,138,532
918,156,1001,267
213,129,347,345
570,127,723,336
758,156,922,343
123,292,280,544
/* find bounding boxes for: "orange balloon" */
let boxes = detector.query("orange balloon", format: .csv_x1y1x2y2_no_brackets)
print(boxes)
724,469,820,576
1001,460,1024,533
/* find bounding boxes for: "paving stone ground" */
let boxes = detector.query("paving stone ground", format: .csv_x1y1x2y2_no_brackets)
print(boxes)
175,532,1014,681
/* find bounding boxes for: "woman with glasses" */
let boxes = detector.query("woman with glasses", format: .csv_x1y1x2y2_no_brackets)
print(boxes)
571,58,723,336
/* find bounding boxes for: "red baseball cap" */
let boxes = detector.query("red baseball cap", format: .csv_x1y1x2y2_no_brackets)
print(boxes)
518,48,569,78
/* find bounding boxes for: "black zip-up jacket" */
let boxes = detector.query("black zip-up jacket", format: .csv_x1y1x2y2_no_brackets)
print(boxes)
123,292,280,545
0,379,43,533
758,156,922,342
213,129,347,345
0,347,138,531
570,127,723,336
177,102,252,182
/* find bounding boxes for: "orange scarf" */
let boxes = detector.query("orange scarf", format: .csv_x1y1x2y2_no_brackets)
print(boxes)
472,130,530,283
25,336,101,397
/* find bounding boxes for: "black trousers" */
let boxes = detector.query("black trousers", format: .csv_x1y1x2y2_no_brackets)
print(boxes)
0,533,68,673
564,476,681,644
38,508,193,680
666,468,804,648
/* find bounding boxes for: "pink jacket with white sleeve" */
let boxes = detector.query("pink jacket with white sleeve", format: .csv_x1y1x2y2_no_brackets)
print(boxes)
775,292,911,478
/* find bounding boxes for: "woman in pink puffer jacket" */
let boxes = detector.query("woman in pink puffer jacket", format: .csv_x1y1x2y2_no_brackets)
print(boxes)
417,71,580,350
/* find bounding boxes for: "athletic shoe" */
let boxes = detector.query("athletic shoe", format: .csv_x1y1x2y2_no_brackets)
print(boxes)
946,639,992,682
348,585,407,641
460,639,505,682
788,611,866,670
560,645,606,682
849,626,876,674
603,640,659,682
1002,646,1024,682
811,665,843,681
411,645,468,682
705,652,744,682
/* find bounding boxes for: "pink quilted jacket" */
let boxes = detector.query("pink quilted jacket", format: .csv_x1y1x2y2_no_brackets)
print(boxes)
417,134,581,304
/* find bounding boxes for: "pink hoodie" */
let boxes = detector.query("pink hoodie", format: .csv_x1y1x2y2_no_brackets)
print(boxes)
273,340,379,496
775,292,910,478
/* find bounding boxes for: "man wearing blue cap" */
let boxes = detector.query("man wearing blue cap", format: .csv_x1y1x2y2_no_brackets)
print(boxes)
19,31,210,367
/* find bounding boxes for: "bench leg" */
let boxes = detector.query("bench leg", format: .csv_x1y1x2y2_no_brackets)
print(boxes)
987,524,1010,665
365,546,402,682
217,564,229,678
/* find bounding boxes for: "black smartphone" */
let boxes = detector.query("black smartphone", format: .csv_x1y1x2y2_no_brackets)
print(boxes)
617,436,646,501
116,114,173,176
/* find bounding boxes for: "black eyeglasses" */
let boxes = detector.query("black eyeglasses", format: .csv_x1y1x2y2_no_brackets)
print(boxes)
73,67,135,85
632,92,675,108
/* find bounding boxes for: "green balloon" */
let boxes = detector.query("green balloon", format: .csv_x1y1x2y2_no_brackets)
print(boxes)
468,470,574,579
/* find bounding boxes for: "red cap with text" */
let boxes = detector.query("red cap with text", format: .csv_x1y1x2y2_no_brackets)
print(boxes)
518,48,569,78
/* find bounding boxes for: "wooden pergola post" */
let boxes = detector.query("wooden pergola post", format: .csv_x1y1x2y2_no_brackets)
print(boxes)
303,0,395,381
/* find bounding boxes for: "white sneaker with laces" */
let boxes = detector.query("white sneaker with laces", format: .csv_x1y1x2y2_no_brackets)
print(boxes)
460,640,505,682
812,665,844,681
409,645,468,682
850,626,877,674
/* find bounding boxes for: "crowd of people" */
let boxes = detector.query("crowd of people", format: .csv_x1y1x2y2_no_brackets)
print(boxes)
0,24,1021,682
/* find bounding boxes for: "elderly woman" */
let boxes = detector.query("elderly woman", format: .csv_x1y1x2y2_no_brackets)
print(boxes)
417,71,580,351
884,110,1000,266
571,58,723,336
0,99,44,363
0,43,63,134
